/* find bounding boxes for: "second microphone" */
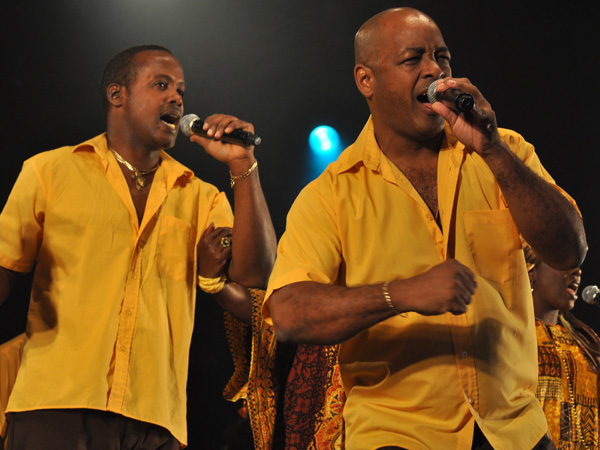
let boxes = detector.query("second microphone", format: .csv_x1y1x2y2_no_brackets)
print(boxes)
180,114,262,147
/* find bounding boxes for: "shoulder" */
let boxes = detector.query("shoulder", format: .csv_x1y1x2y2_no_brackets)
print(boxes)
497,127,535,160
24,134,106,171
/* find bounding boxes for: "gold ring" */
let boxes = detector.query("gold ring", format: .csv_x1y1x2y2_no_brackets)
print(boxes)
221,237,231,248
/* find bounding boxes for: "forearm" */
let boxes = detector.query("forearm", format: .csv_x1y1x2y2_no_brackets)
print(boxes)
269,281,394,345
213,282,252,325
483,143,587,269
270,258,478,344
227,161,277,287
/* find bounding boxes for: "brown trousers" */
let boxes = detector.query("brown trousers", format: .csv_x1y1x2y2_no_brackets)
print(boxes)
5,409,180,450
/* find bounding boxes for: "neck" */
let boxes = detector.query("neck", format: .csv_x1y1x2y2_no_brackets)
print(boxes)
532,292,561,325
535,308,560,326
106,134,162,170
373,127,444,161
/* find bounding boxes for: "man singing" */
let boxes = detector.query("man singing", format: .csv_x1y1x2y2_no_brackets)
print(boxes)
264,8,586,450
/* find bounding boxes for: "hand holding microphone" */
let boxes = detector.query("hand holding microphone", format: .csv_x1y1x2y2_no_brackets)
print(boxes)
181,114,261,147
427,79,474,112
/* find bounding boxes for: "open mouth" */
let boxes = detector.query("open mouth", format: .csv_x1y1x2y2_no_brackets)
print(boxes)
567,280,580,297
417,92,430,104
160,113,179,131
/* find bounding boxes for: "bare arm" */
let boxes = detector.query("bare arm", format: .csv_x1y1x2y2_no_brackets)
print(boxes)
213,283,252,325
432,78,587,269
479,144,585,269
190,114,276,288
0,266,18,307
269,259,477,345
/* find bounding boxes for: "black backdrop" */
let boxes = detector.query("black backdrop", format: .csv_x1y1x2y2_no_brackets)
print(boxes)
1,1,599,448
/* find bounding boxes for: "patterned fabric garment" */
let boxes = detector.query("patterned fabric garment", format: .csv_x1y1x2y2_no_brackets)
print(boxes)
223,289,346,449
536,319,600,449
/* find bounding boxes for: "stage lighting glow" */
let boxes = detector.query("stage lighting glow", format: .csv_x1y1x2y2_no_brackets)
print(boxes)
309,126,340,153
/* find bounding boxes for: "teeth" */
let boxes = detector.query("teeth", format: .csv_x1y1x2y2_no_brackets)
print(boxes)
163,121,176,130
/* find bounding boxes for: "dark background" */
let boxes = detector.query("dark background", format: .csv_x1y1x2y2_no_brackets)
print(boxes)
1,0,598,448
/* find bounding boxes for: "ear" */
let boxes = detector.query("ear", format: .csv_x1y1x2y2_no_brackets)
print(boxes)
107,83,125,108
354,64,375,99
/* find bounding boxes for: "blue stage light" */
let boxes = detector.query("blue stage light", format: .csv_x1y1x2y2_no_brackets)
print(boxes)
309,126,340,153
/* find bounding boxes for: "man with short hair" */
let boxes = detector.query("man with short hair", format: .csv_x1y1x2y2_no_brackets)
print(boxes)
264,8,586,450
0,44,276,449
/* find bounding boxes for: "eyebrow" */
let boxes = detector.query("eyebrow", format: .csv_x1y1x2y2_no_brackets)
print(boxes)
154,74,186,88
403,46,450,54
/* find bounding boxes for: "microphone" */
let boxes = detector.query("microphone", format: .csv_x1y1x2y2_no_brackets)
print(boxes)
582,285,600,306
427,80,474,112
180,114,262,147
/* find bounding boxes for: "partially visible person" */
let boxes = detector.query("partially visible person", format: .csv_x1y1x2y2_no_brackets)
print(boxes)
525,244,600,449
0,45,276,449
0,334,25,450
223,289,345,450
197,226,345,449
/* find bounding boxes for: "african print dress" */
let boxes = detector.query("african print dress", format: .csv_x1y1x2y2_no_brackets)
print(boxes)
536,316,600,449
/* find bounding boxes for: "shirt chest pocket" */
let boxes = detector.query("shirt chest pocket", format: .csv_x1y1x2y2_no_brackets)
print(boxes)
463,209,525,285
157,215,195,282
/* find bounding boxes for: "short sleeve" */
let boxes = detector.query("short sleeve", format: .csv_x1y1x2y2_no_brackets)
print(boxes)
263,181,341,322
206,189,234,229
499,128,579,213
0,159,46,272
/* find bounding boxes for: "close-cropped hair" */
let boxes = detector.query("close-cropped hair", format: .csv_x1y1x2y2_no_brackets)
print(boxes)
100,44,173,119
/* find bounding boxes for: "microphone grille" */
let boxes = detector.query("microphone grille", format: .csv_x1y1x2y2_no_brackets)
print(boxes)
180,114,199,137
427,80,438,104
582,285,600,304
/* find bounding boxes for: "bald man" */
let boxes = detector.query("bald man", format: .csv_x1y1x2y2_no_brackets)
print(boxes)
263,8,586,450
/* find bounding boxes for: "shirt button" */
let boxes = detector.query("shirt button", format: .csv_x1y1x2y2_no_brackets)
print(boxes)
126,309,132,316
132,274,137,279
468,397,474,404
461,351,469,358
120,346,126,352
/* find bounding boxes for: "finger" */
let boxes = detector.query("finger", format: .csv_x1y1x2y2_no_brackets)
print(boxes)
456,269,477,295
204,114,238,139
220,246,232,259
437,78,479,100
214,233,233,250
215,226,233,236
200,222,216,239
212,228,232,243
190,114,229,140
206,226,229,243
454,292,471,312
431,101,458,124
223,119,254,135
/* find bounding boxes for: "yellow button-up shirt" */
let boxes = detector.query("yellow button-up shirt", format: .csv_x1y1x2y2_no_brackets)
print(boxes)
0,134,233,446
265,118,575,450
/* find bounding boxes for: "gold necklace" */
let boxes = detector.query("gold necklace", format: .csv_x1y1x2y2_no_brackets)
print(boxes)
111,149,160,190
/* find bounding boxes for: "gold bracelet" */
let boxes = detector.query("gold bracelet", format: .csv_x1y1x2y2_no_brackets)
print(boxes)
230,160,258,188
382,281,404,316
198,275,227,294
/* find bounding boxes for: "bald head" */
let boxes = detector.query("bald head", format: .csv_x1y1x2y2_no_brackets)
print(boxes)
354,8,439,69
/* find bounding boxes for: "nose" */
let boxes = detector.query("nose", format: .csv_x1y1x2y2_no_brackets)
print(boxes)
168,88,183,106
422,53,446,80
